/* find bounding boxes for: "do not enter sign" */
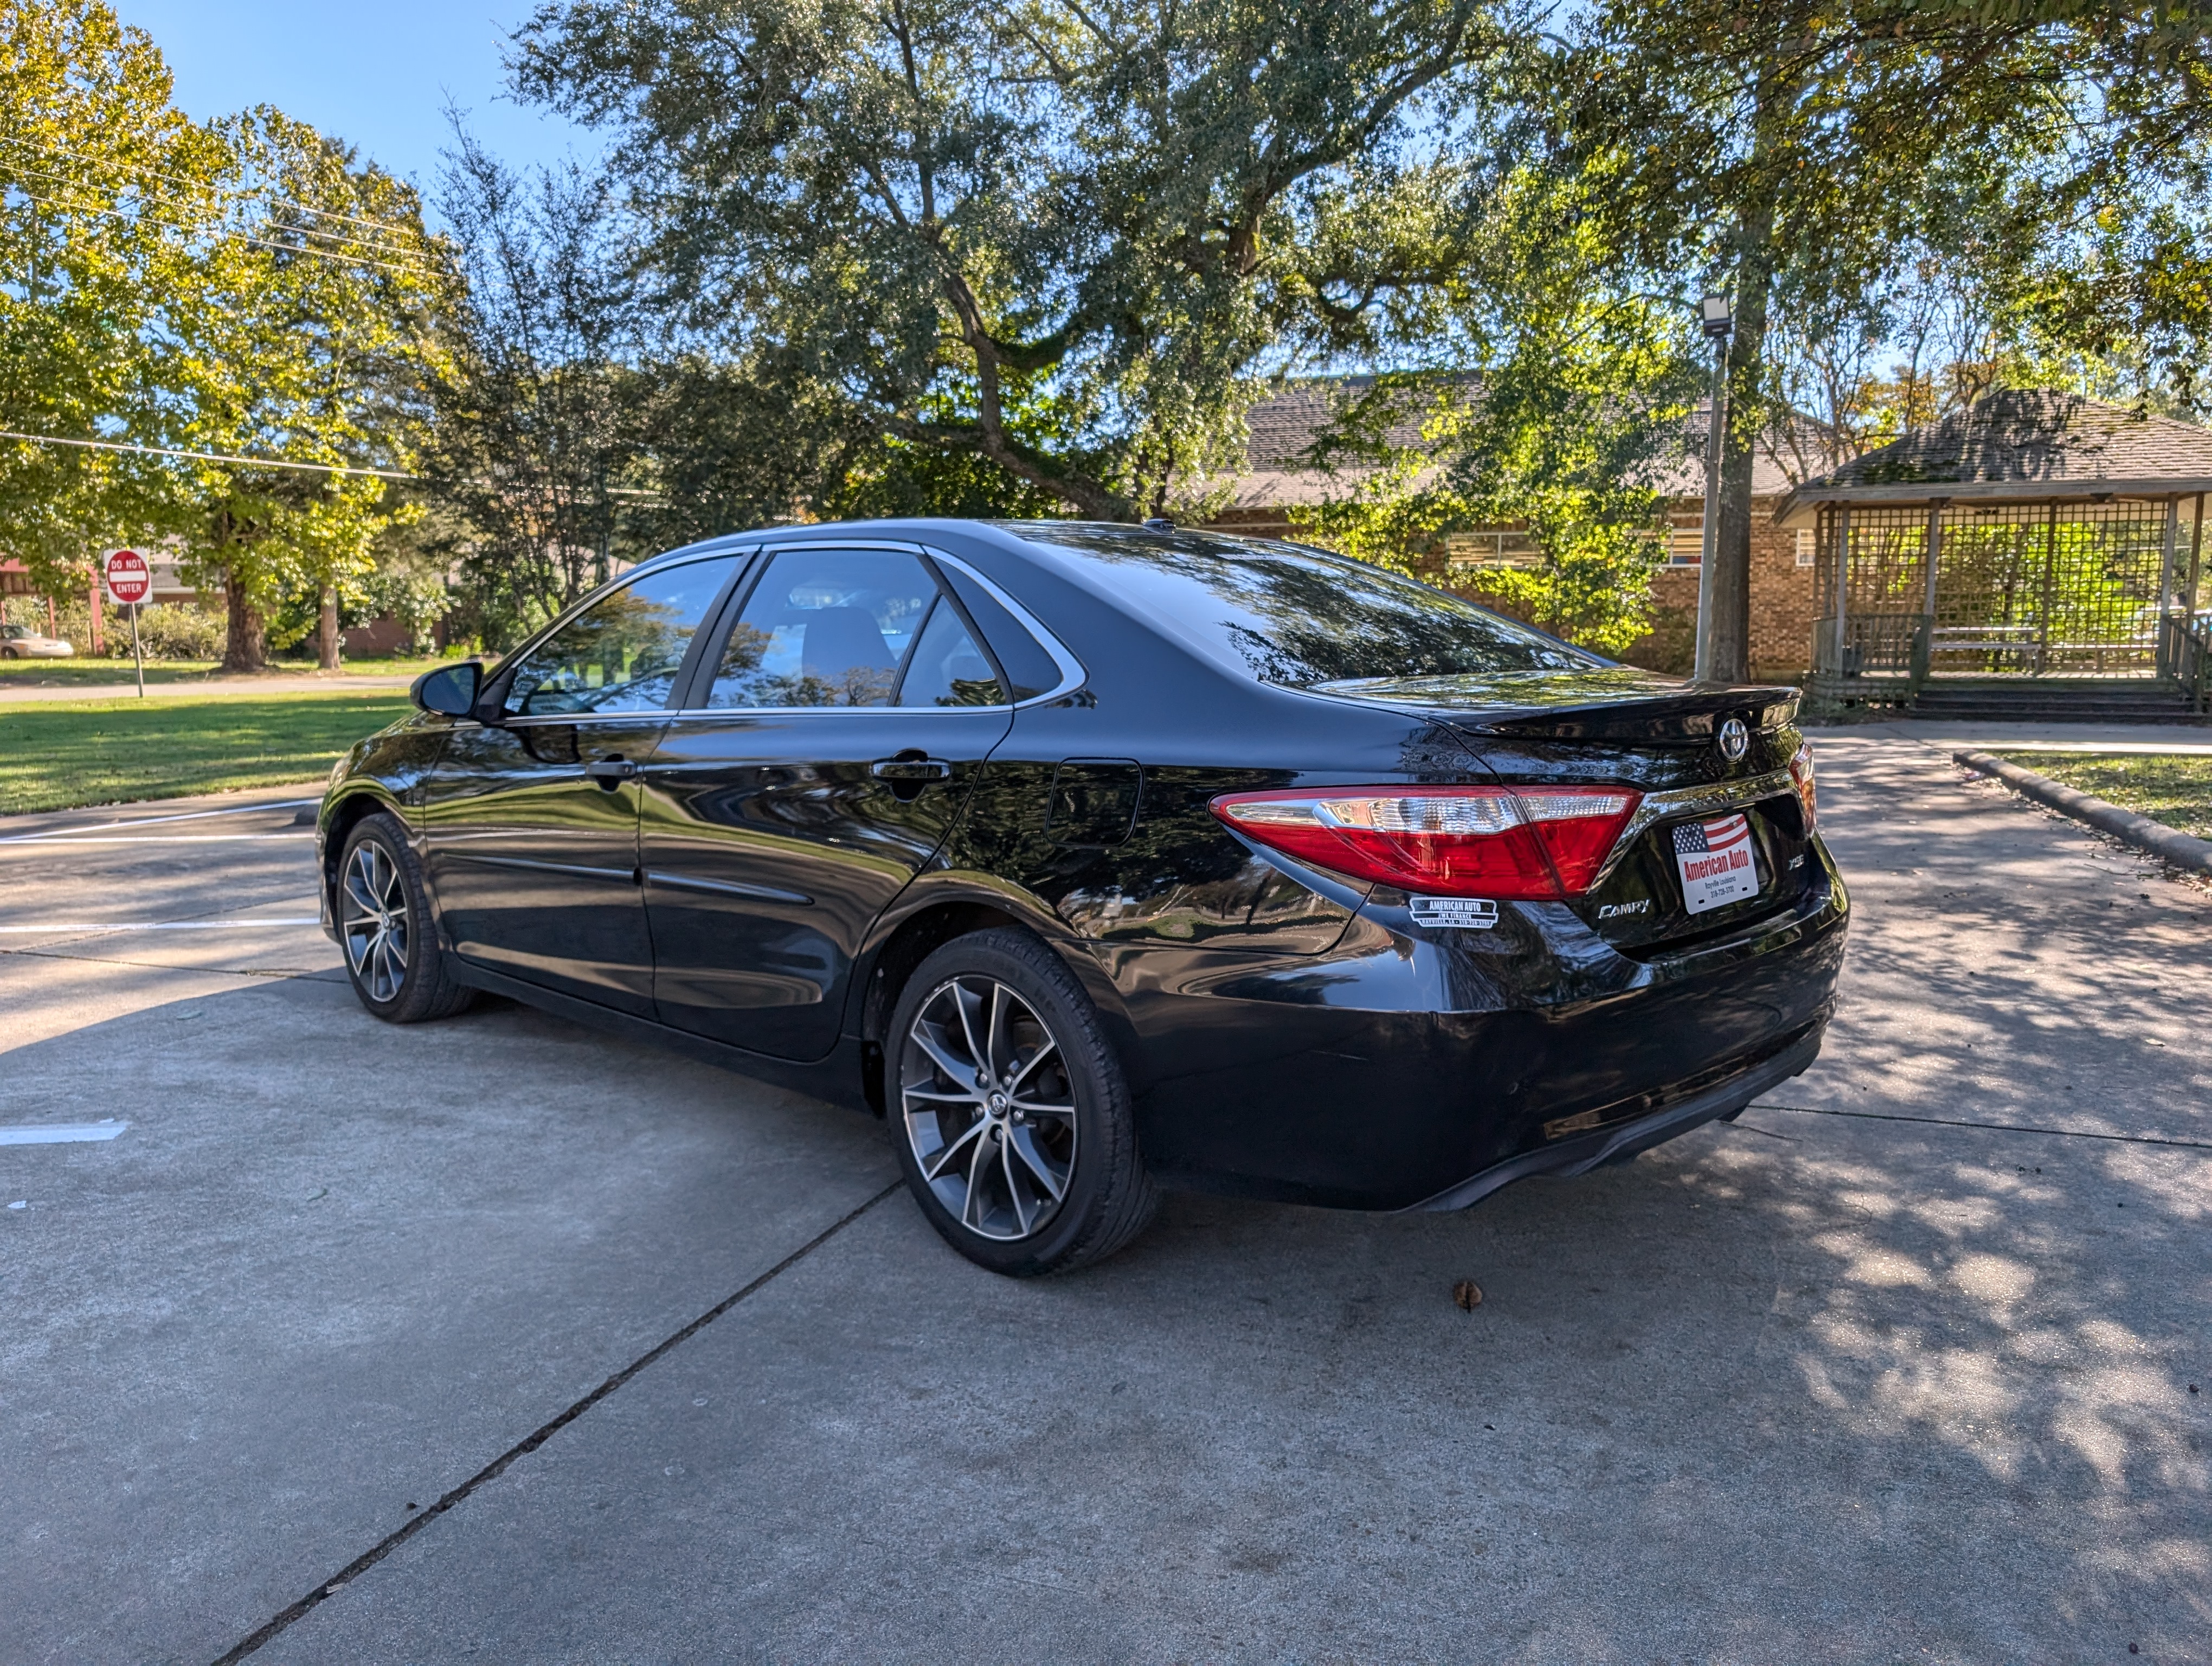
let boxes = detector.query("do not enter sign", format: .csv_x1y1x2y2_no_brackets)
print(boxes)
104,548,151,606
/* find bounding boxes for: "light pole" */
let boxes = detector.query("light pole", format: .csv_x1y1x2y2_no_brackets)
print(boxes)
1692,293,1733,682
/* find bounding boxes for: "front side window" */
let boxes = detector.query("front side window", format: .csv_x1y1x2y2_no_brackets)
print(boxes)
503,556,741,716
708,549,943,708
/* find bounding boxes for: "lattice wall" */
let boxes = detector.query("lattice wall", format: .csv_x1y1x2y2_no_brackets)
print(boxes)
1813,498,2202,678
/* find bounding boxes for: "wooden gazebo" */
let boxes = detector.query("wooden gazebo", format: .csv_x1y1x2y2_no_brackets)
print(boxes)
1775,391,2212,716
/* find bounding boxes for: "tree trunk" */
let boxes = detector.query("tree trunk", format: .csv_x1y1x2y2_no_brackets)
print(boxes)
1711,244,1772,682
318,586,341,670
222,575,267,674
1710,103,1786,684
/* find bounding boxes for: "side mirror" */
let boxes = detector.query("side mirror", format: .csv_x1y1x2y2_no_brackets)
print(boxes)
410,661,483,719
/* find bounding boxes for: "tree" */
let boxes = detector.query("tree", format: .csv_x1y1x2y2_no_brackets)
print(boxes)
1552,0,2084,676
421,134,647,647
423,132,870,649
0,0,227,593
1283,159,1700,654
168,109,452,672
510,0,1506,521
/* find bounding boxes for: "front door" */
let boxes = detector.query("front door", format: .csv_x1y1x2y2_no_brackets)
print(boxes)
419,553,746,1014
639,544,1013,1060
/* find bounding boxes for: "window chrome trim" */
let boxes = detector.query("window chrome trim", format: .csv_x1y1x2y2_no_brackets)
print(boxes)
501,710,674,729
652,539,1088,719
922,546,1088,707
1590,766,1798,888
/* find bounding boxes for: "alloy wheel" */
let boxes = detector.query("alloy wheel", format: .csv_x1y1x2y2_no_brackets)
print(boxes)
341,839,410,1003
899,975,1077,1241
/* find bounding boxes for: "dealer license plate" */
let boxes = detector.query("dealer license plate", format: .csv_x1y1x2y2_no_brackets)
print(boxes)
1671,812,1761,914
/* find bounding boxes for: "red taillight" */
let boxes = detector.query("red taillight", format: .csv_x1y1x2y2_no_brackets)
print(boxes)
1210,784,1641,900
1789,741,1817,830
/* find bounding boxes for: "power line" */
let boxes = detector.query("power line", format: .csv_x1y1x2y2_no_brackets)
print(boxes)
0,138,441,278
237,234,436,278
0,133,426,239
5,185,439,278
0,430,668,501
0,429,420,479
5,154,437,267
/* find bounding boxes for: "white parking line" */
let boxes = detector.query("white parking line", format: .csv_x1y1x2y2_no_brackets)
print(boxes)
0,835,316,845
0,919,321,933
0,1122,128,1145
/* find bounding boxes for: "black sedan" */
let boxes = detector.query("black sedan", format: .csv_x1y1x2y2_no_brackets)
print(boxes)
318,520,1847,1274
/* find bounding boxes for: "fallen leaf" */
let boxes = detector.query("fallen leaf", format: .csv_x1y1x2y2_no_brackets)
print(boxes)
1454,1279,1483,1311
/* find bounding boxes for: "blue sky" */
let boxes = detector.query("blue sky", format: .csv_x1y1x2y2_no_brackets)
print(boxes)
113,1,597,209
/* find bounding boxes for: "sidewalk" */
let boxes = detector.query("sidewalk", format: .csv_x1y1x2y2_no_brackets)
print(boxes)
1819,717,2212,755
0,670,417,705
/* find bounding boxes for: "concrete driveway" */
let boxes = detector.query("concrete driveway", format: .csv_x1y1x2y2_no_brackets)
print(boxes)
2,735,2207,1665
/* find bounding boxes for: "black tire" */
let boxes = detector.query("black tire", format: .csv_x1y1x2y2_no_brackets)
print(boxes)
337,812,476,1024
887,927,1157,1276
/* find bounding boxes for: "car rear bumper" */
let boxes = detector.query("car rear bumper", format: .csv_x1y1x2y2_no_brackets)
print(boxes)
1404,1020,1823,1212
1118,846,1848,1210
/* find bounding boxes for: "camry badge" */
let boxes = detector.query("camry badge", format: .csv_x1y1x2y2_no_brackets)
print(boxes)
1408,896,1500,930
1718,717,1749,762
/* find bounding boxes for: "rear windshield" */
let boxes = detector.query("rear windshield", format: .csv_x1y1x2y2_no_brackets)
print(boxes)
1003,526,1602,685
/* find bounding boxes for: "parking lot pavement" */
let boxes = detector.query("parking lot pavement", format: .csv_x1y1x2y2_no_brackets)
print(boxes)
4,741,2208,1665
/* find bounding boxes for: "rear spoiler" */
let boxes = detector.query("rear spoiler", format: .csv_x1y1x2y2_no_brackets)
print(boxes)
1454,685,1801,742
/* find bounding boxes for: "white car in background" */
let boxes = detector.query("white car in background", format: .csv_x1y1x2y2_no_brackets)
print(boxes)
0,623,74,658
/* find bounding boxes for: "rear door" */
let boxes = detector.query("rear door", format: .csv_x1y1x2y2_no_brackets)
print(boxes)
417,553,745,1014
638,543,1014,1060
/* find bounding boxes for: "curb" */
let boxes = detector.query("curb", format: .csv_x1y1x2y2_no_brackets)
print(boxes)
1954,749,2212,877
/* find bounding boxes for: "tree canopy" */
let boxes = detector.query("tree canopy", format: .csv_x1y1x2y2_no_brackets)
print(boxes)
0,0,448,669
510,0,1511,520
8,0,2212,671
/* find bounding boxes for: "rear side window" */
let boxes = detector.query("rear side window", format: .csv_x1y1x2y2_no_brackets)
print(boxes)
1006,526,1600,685
897,597,1004,707
939,567,1062,700
708,549,939,708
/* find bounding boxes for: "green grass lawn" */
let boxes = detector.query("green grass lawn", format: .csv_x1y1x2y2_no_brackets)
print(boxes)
1992,751,2212,840
0,655,447,688
0,690,414,815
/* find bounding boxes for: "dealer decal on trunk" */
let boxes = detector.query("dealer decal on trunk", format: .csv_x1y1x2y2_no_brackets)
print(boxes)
1672,812,1760,914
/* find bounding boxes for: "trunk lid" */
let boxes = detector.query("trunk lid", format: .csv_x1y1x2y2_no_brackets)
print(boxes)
1309,668,1819,953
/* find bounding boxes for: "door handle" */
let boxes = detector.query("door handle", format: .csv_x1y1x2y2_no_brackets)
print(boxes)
870,757,953,783
584,757,638,790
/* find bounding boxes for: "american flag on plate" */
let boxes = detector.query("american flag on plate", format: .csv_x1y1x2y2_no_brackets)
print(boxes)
1671,812,1760,914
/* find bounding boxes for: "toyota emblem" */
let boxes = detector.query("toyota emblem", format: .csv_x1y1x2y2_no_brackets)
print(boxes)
1718,717,1749,762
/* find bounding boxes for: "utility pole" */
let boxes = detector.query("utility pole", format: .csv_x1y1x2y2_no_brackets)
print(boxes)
1693,294,1734,683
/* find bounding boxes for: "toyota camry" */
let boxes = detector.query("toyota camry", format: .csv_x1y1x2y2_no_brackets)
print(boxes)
318,520,1847,1275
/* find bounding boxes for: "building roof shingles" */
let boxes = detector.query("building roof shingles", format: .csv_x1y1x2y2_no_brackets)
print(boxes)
1778,390,2212,518
1221,382,1811,511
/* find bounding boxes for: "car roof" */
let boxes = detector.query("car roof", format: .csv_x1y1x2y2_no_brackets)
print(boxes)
635,515,1288,559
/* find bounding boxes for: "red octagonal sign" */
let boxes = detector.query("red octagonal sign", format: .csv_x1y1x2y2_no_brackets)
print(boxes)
104,548,151,606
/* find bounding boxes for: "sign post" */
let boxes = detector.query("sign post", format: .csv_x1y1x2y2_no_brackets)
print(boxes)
102,549,151,699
